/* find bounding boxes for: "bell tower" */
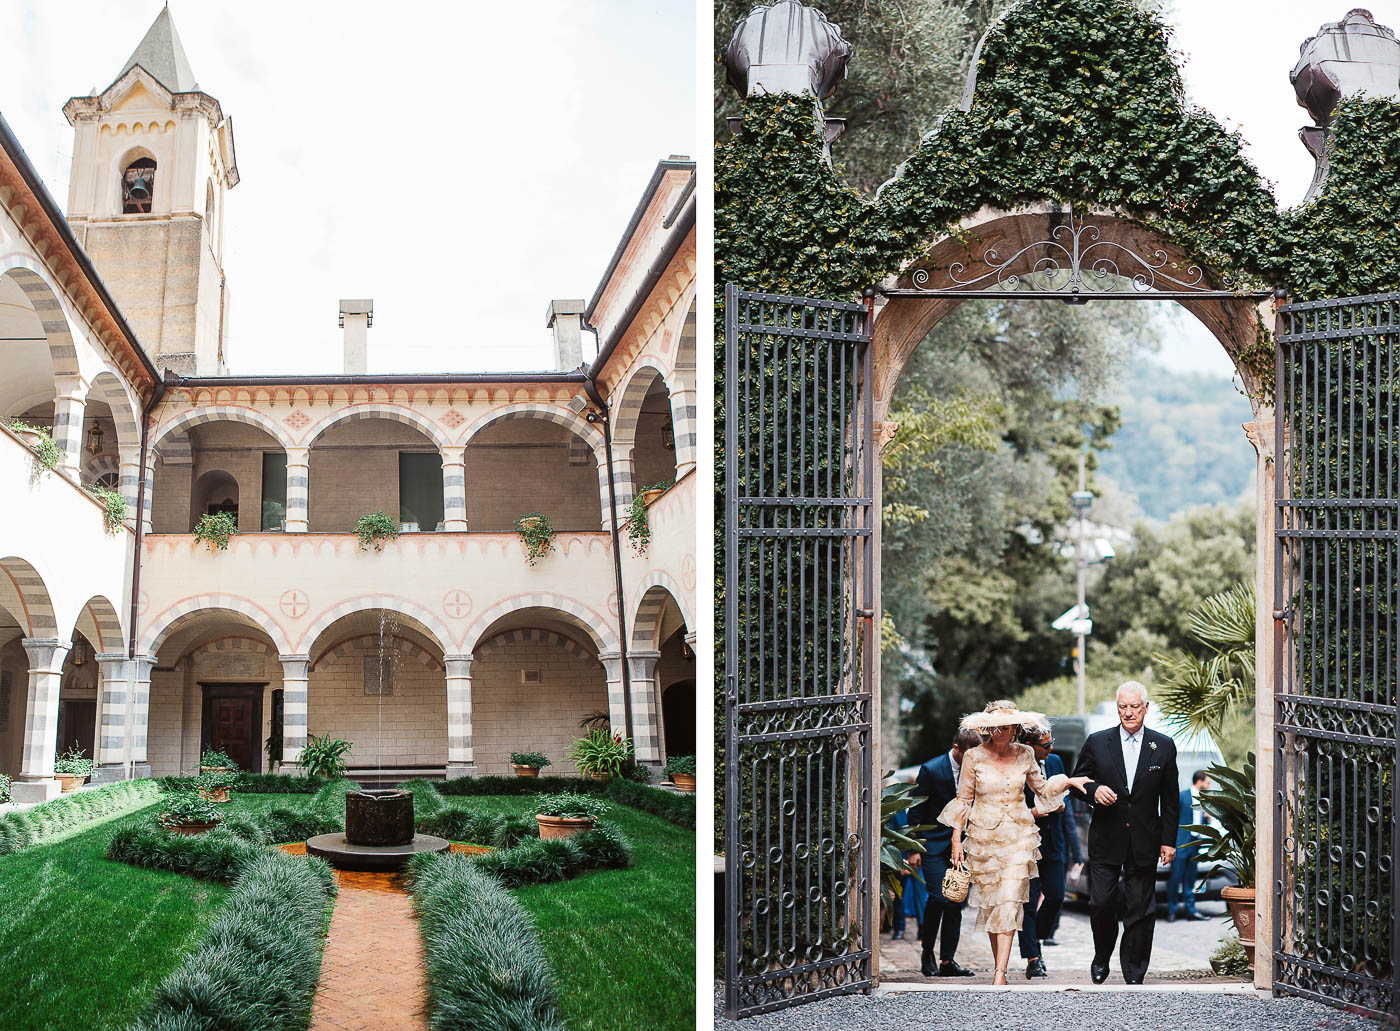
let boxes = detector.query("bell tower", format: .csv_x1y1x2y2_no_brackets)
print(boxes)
62,6,238,375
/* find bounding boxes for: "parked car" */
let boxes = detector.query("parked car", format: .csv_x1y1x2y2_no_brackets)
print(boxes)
1049,701,1239,905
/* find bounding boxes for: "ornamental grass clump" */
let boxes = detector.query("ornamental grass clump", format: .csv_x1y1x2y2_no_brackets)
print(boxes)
355,510,400,551
193,511,239,551
407,852,566,1031
0,778,160,855
473,823,632,887
107,821,262,883
124,852,334,1031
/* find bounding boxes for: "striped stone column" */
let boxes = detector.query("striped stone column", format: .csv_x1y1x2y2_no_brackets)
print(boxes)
444,653,475,777
284,447,309,533
129,655,153,776
93,652,130,774
599,651,628,741
118,445,142,530
440,446,467,531
11,637,69,802
51,377,87,477
668,384,697,478
140,461,154,534
628,649,664,770
280,655,310,767
605,443,636,529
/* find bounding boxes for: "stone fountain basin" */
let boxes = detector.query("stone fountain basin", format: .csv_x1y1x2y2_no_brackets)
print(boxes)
345,788,414,845
305,832,449,871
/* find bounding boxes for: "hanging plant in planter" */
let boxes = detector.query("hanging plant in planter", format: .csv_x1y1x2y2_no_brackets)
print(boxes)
355,510,400,551
193,511,239,552
6,419,62,474
626,481,672,555
90,486,128,535
515,512,556,565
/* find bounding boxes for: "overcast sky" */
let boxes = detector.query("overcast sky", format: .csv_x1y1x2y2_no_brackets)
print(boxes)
1150,0,1400,376
1,1,696,374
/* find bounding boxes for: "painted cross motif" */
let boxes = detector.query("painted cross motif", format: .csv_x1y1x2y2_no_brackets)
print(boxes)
443,590,472,619
280,589,308,618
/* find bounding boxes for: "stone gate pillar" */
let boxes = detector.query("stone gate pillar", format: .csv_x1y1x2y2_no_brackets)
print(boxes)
1246,412,1277,992
444,653,476,777
11,638,69,802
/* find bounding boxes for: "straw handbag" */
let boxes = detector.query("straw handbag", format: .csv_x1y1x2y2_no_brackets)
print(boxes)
941,860,971,902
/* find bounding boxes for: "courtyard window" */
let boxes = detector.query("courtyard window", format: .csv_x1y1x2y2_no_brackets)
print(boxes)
261,451,287,530
398,452,443,532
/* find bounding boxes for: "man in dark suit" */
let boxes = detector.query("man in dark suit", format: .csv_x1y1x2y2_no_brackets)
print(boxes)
1069,681,1180,985
1167,770,1213,921
1018,727,1082,977
910,726,982,977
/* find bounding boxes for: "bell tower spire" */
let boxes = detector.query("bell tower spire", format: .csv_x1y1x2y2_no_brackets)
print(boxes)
61,7,238,375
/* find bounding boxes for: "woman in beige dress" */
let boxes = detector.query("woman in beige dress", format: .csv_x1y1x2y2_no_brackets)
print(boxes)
939,700,1093,985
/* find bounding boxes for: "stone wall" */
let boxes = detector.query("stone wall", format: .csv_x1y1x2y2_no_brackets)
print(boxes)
464,419,600,531
308,420,434,532
307,638,447,767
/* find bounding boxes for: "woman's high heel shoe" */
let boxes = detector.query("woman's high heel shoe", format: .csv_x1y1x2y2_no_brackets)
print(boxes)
992,966,1008,986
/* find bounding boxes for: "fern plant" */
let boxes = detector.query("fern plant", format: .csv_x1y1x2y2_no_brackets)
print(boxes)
1153,581,1255,739
193,511,239,552
298,733,352,778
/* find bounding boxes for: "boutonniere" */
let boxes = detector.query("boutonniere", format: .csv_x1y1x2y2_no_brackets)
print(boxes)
1148,741,1157,751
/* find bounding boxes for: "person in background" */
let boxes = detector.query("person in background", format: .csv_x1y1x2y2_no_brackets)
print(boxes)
1167,769,1214,922
1017,727,1081,976
910,726,983,976
1042,793,1086,947
889,803,929,939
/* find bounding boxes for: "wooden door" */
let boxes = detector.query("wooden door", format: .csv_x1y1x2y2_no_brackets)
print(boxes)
200,684,264,772
55,699,96,759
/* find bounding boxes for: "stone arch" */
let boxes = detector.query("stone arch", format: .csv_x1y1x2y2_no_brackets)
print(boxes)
86,370,141,453
459,401,603,454
0,557,57,637
303,403,450,450
138,595,292,657
297,596,452,656
312,633,441,672
463,593,618,656
674,296,697,373
612,358,675,445
474,627,600,664
115,146,159,215
874,207,1269,417
0,263,80,379
150,405,294,454
179,634,277,667
72,595,125,653
631,572,693,652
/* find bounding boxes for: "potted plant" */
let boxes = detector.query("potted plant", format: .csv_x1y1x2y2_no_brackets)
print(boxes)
664,754,696,792
534,791,610,840
355,510,400,551
6,419,61,474
89,485,128,535
160,790,223,835
510,751,552,777
515,512,556,565
568,726,632,781
196,769,236,804
299,732,352,778
199,747,238,774
53,745,95,792
1190,752,1256,968
625,482,672,555
193,511,239,552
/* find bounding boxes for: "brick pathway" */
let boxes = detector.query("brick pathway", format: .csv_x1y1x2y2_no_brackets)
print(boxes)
273,842,490,1031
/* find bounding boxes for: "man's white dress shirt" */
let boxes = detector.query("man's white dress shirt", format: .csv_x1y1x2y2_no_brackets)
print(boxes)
1120,725,1143,792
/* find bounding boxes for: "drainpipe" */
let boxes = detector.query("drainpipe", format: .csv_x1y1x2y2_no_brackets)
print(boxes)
126,372,170,779
580,324,633,746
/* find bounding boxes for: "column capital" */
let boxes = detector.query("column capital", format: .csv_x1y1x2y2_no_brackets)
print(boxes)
279,654,311,678
21,637,68,671
628,650,661,678
284,446,310,465
444,653,474,677
131,654,157,675
439,444,466,463
95,652,129,675
52,374,89,401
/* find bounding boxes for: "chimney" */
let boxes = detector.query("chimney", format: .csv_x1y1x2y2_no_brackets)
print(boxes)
339,299,373,374
546,298,586,371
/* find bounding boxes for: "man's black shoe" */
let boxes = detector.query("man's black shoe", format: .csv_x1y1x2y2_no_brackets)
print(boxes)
1184,911,1207,921
1040,937,1059,946
1026,958,1048,978
920,951,936,977
892,928,904,940
1165,911,1177,923
1090,961,1110,984
938,959,975,977
1124,976,1144,985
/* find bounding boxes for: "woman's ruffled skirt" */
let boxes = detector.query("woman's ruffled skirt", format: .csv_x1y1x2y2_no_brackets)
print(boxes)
963,812,1042,934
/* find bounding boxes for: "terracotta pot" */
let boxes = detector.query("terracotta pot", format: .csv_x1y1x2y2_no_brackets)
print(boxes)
513,766,540,777
1220,885,1256,970
56,773,86,793
162,818,221,836
518,517,543,530
638,488,665,507
198,786,231,803
536,814,595,840
671,773,696,793
584,771,612,782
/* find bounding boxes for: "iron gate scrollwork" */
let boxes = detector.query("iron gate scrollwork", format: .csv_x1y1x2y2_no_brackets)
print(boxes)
1275,293,1399,1019
723,284,875,1017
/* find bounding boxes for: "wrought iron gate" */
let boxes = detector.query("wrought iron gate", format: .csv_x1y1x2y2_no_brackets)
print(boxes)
1275,294,1399,1018
723,285,875,1017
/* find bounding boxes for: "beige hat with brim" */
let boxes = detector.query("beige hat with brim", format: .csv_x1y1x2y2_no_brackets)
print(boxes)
960,707,1050,732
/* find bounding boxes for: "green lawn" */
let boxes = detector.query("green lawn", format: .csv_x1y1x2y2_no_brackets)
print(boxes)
459,796,696,1031
0,788,694,1031
0,800,229,1031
